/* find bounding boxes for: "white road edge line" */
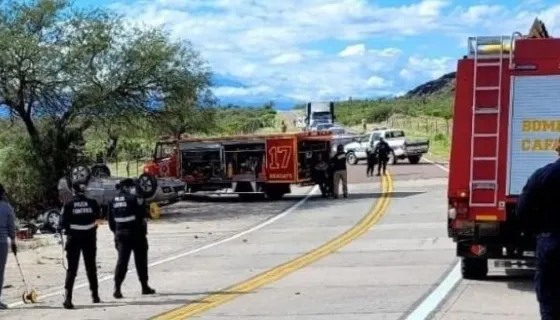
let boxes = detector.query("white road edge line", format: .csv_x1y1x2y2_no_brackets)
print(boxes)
406,158,462,320
8,186,318,308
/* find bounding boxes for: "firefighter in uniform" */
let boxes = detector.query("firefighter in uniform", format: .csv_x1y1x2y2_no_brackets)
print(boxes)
330,144,348,198
516,143,560,320
108,178,155,299
313,153,330,197
58,168,101,309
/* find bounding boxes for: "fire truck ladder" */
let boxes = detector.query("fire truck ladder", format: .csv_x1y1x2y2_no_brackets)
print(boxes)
468,35,510,208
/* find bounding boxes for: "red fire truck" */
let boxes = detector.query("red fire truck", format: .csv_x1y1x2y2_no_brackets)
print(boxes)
448,20,556,279
143,131,334,200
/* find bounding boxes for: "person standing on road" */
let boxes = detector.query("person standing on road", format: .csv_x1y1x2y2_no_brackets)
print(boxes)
330,144,348,198
58,168,101,309
0,183,16,309
108,178,155,299
313,154,330,197
374,137,391,176
516,143,560,320
366,147,376,177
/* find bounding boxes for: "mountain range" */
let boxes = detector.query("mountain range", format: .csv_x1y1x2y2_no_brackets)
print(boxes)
212,71,457,110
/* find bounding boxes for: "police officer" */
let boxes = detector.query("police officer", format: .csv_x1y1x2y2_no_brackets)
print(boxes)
108,178,155,299
0,183,16,309
516,143,560,320
58,167,101,309
366,147,376,177
330,144,348,198
374,137,391,176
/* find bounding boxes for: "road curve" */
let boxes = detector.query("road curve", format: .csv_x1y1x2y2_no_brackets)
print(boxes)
1,160,538,319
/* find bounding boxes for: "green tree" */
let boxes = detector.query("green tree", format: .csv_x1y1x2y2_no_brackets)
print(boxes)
0,0,213,213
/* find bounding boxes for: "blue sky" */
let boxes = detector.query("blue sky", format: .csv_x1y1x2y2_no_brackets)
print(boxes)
69,0,560,108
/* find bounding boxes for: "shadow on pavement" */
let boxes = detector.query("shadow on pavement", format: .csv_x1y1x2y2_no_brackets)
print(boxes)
480,268,535,293
14,291,251,310
157,191,424,224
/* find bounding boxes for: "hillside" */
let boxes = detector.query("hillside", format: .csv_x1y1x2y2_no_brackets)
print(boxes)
405,72,456,98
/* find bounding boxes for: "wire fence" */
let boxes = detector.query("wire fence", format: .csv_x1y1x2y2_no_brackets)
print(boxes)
385,116,452,135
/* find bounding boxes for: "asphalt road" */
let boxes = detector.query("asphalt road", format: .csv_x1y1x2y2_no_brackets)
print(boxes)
0,159,540,319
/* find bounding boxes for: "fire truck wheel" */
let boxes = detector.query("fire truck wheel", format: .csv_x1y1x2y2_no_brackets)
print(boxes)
461,257,488,279
137,173,158,199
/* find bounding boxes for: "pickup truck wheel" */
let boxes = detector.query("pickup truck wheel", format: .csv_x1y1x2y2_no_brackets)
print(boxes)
408,155,421,164
461,257,488,279
346,152,358,165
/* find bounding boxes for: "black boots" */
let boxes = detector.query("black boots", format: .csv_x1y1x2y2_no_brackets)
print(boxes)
113,285,123,299
63,289,73,309
141,283,155,295
113,282,155,297
92,291,100,303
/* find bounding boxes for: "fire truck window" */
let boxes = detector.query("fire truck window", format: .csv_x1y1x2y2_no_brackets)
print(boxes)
156,144,174,159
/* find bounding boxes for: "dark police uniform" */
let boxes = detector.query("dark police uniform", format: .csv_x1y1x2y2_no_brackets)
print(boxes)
330,145,348,198
366,148,376,177
374,138,391,176
516,158,560,320
108,180,155,298
313,156,330,197
59,185,101,309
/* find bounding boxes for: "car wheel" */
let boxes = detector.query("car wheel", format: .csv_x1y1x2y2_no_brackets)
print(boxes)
390,151,398,165
91,164,111,177
137,173,158,199
346,152,358,165
70,165,91,184
45,208,61,232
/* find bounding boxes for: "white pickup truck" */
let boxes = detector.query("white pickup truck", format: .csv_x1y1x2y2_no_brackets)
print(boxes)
343,128,430,165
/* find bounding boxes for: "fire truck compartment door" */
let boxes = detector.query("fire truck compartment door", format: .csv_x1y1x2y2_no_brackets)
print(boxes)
508,75,560,195
265,137,297,182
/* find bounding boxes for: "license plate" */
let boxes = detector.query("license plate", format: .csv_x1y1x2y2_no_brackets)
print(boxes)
178,191,185,196
523,251,535,257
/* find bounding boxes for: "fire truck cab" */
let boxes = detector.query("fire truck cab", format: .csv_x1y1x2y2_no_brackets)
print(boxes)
143,131,334,200
447,19,560,279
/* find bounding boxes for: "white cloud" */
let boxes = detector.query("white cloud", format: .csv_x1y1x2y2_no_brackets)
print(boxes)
109,0,560,103
399,56,455,82
366,76,392,89
213,85,273,97
269,53,302,64
339,44,365,57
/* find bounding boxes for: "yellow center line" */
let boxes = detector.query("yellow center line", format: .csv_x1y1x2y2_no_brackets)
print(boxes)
151,173,394,320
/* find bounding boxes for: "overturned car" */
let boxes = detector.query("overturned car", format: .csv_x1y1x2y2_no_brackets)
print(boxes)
41,164,185,231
